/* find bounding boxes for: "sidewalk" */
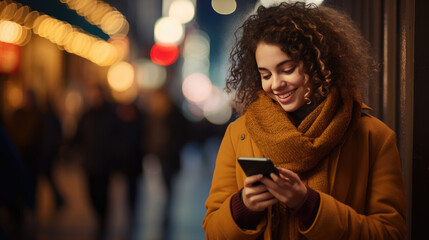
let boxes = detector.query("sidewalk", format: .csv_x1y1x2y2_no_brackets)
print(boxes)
35,140,217,240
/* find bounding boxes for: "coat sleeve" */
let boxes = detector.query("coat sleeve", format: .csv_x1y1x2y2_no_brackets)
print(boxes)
202,122,267,239
300,126,407,239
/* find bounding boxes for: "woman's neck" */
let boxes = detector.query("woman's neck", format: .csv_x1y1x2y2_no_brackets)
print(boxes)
288,103,317,126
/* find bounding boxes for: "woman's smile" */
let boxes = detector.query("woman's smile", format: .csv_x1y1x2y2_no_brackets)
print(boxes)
276,88,297,102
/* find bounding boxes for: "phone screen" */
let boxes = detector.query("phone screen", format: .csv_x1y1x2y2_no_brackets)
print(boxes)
238,157,279,178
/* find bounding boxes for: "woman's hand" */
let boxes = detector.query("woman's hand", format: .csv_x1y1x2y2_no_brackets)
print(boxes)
260,167,307,209
242,174,279,212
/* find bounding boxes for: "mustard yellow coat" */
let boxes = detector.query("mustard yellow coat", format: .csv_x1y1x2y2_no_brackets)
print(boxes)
203,113,407,239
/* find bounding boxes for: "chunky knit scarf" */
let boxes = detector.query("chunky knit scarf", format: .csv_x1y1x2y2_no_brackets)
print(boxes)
245,86,362,239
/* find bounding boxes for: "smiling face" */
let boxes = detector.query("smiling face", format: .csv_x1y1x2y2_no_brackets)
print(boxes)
255,42,308,112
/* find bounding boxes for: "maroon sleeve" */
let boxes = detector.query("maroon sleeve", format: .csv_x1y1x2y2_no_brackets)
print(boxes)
293,185,320,229
230,188,265,230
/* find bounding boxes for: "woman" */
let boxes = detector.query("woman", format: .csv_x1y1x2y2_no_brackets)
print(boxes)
203,2,406,240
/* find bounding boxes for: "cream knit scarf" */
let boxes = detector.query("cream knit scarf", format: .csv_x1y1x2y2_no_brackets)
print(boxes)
245,86,362,239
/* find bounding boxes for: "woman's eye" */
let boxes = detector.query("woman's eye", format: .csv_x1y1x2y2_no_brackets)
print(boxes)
262,74,271,80
282,67,296,74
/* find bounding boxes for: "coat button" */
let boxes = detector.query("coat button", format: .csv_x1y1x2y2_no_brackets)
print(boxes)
240,134,245,140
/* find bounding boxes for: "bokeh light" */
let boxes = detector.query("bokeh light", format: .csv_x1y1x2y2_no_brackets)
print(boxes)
65,90,83,115
12,5,30,25
89,40,118,66
5,82,24,109
182,73,212,103
182,100,205,122
61,0,129,36
306,0,325,5
23,10,40,28
108,34,130,61
31,13,120,66
182,58,210,79
111,83,138,104
0,20,22,44
0,41,21,74
183,30,210,60
259,0,284,7
182,30,210,78
150,42,179,66
107,61,135,92
211,0,237,15
203,86,232,125
259,0,324,7
136,58,167,90
154,16,184,44
169,0,195,24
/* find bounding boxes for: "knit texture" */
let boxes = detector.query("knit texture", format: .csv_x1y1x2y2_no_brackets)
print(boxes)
244,86,362,239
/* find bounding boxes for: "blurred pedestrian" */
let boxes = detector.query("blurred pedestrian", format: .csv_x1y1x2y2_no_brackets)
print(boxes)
0,124,36,240
112,101,146,238
71,84,117,240
38,99,64,211
146,89,189,239
7,90,42,202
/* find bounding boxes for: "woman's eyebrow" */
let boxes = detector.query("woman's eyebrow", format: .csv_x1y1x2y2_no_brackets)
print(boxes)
257,59,294,71
276,59,294,68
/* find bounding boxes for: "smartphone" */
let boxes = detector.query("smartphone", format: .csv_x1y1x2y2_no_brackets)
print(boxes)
238,157,279,178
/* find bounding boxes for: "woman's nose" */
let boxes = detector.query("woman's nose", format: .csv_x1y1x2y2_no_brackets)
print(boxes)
272,75,286,89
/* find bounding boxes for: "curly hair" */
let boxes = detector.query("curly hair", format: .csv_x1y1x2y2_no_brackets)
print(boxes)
225,2,376,113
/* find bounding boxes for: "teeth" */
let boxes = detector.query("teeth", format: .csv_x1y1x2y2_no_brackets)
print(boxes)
279,89,295,99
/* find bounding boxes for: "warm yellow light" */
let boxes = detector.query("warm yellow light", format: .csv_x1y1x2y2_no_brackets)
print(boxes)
87,2,111,24
1,2,18,20
169,0,195,24
13,6,30,25
108,34,129,61
0,20,22,44
72,32,92,56
111,84,138,104
62,0,129,37
0,0,118,65
23,10,40,29
56,22,73,46
37,17,53,38
16,27,31,46
6,83,24,109
107,61,135,92
89,41,118,66
100,11,128,35
72,0,90,12
32,14,49,35
211,0,237,15
77,0,97,17
65,90,83,114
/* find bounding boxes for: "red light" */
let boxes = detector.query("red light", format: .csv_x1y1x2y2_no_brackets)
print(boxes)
150,42,179,66
0,42,21,74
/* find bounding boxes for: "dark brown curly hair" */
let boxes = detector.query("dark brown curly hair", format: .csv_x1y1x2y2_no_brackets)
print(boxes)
225,2,376,113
